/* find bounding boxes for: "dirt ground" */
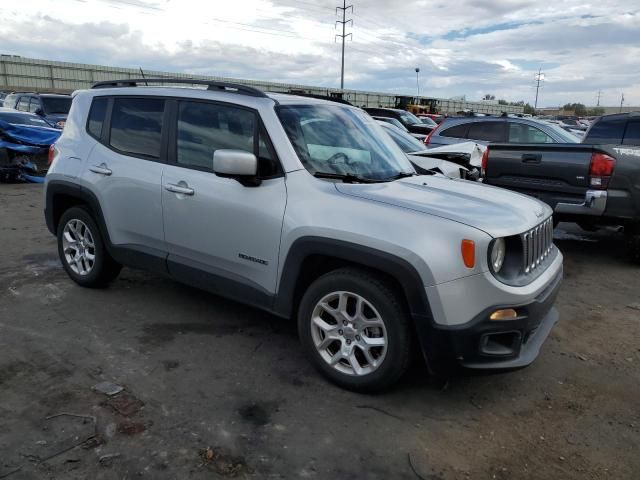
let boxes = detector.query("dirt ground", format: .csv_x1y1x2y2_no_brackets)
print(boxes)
0,183,638,480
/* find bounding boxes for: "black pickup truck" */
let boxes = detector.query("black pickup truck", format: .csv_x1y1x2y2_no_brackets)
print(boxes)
483,112,640,262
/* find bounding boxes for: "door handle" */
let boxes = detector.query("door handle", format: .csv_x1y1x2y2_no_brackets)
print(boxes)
89,164,112,176
521,154,542,163
165,183,195,196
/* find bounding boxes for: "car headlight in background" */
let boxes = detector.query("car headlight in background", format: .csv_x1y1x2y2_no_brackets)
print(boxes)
490,238,506,272
55,120,65,129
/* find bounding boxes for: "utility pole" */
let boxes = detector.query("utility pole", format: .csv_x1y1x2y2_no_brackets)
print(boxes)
415,68,420,99
336,0,353,91
620,92,625,113
534,68,544,110
596,90,601,107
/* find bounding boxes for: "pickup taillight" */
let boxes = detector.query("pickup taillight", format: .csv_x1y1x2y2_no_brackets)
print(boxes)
481,147,489,174
589,152,615,189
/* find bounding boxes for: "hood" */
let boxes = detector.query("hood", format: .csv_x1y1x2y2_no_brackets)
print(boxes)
43,113,67,124
407,123,433,134
0,120,61,147
407,154,465,179
423,141,486,167
335,175,552,238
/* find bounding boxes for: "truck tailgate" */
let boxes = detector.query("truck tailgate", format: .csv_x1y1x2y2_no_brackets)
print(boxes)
484,144,595,205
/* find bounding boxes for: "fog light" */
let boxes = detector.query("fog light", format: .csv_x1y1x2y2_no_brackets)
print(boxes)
490,308,518,321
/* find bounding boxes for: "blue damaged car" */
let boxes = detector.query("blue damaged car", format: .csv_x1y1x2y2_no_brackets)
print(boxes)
0,108,61,182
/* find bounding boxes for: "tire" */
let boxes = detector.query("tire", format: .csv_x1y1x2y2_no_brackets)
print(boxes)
626,226,640,265
297,268,412,392
57,206,121,288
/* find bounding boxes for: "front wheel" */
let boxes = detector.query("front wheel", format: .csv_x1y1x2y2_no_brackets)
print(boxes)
297,268,411,392
57,207,121,288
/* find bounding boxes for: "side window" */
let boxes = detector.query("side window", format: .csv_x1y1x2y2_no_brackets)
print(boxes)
28,98,41,113
467,121,506,142
585,117,626,144
17,96,30,112
176,101,255,171
109,98,165,159
87,97,108,140
440,123,469,139
508,123,553,143
622,120,640,146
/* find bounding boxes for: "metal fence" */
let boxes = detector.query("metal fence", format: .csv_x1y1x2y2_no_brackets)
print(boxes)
0,54,523,115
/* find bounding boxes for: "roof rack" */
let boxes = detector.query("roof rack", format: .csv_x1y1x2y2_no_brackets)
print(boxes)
90,78,268,98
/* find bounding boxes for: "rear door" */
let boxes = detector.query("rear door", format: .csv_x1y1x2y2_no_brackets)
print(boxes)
161,99,286,302
466,120,507,143
81,96,167,256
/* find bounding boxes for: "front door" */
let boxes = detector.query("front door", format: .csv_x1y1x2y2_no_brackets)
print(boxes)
161,99,286,304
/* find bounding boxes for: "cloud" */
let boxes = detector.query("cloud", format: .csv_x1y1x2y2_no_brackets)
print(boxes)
0,0,638,106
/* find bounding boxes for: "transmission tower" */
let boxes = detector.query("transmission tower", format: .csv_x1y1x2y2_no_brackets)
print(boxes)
336,0,353,91
534,68,544,109
596,90,602,107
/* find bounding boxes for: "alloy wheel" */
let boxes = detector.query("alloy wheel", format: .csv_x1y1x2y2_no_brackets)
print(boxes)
62,219,96,276
310,291,388,376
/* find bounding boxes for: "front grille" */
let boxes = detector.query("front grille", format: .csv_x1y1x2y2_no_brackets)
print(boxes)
521,217,554,274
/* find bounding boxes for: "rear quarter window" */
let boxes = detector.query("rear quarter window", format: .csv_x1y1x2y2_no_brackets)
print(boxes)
585,117,626,144
87,97,109,140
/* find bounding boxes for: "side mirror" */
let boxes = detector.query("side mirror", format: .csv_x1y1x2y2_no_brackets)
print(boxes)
35,108,44,116
213,149,260,186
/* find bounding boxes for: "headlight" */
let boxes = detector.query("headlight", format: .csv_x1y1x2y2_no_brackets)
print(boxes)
490,238,506,272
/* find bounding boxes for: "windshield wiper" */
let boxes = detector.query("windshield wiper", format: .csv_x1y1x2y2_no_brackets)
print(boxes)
381,171,417,181
312,172,381,183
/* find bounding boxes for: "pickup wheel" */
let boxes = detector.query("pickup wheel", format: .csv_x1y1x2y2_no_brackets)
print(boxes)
57,207,121,288
626,226,640,265
297,268,411,392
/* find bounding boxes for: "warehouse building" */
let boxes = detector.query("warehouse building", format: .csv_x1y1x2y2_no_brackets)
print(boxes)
1,54,523,115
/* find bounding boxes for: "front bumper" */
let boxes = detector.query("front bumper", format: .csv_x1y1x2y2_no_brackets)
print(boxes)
415,266,562,375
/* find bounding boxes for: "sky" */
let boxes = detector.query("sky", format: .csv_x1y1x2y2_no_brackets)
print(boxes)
1,0,638,107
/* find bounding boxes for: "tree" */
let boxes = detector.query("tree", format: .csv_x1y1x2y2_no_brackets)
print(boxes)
562,103,587,116
483,94,496,100
523,103,535,115
498,99,508,105
587,107,605,116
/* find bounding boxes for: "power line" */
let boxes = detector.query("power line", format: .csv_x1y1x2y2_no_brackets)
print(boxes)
336,0,353,91
534,68,544,109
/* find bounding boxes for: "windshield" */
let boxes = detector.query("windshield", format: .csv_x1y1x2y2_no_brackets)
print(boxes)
0,112,52,127
278,105,414,180
541,122,581,143
397,110,422,125
42,97,72,114
380,124,427,153
420,117,437,127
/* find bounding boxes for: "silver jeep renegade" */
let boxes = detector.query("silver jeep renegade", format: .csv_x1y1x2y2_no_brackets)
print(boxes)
44,79,563,391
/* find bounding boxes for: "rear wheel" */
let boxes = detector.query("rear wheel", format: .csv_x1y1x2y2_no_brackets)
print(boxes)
297,268,411,392
57,207,121,287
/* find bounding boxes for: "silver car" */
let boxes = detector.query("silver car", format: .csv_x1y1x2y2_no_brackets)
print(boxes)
45,79,563,391
426,116,581,148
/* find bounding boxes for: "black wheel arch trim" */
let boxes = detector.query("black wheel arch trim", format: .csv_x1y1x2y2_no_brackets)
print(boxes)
45,179,167,274
273,236,434,319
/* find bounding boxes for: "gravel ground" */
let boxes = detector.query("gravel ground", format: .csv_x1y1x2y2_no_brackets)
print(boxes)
0,183,638,480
